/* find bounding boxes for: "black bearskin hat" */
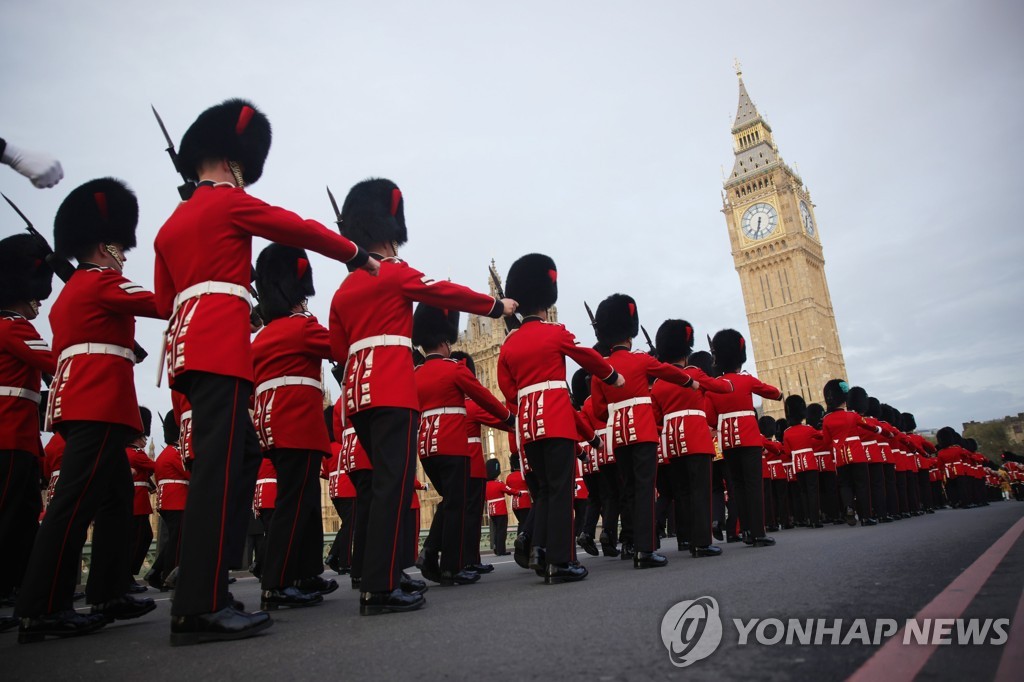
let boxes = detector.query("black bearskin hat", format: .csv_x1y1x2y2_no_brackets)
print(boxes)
255,244,315,322
139,406,152,438
687,350,715,376
486,458,501,481
901,412,917,432
339,178,407,249
784,395,807,425
54,178,138,260
0,234,54,307
655,319,694,364
964,438,978,452
449,350,476,376
936,427,957,449
822,379,849,411
880,404,895,428
595,293,639,346
775,418,787,442
509,452,521,472
412,304,460,350
867,397,881,419
505,253,557,314
758,415,776,439
163,411,180,445
848,386,868,415
571,368,592,409
806,403,825,430
178,98,272,185
710,329,746,373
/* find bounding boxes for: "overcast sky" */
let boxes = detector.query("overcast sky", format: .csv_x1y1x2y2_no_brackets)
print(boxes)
3,1,1022,440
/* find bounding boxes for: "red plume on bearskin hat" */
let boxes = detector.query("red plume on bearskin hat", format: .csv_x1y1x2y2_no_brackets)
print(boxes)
339,178,407,250
54,178,139,261
255,243,315,322
505,253,557,315
655,319,694,364
412,303,460,350
710,329,746,373
0,233,54,307
594,293,639,346
178,98,272,185
784,394,807,425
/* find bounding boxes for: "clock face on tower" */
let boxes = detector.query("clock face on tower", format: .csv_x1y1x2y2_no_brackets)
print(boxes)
799,200,815,236
741,202,778,240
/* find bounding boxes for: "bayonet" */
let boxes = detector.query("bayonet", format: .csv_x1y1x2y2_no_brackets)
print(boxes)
151,105,196,201
641,325,656,356
584,301,596,328
326,185,343,228
488,263,519,332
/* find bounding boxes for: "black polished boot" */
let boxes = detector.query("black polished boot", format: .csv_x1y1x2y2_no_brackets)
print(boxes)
860,518,878,527
128,580,148,594
350,577,361,591
466,562,494,574
712,521,724,542
528,546,547,571
439,569,480,586
18,611,108,643
750,535,776,547
634,551,668,569
163,567,179,590
326,554,350,575
170,607,272,646
260,586,324,610
294,575,339,596
726,533,742,543
544,561,588,584
690,545,722,558
845,507,857,526
513,533,531,569
576,532,599,557
91,594,157,621
676,540,691,553
619,543,636,561
359,589,425,616
599,530,619,557
417,549,442,584
400,572,428,595
144,569,165,591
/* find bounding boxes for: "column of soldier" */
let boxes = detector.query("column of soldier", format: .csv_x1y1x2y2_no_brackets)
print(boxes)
0,98,1014,648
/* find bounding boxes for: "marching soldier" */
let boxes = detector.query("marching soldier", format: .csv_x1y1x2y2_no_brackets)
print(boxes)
867,397,900,521
148,412,189,590
807,402,842,524
329,178,515,613
250,457,277,579
323,407,356,575
782,396,824,528
571,369,604,557
0,233,55,632
17,178,160,642
126,407,156,590
486,470,520,556
848,388,888,522
506,453,531,538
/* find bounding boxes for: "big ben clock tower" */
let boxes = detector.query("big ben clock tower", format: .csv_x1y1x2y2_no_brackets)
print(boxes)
722,65,847,417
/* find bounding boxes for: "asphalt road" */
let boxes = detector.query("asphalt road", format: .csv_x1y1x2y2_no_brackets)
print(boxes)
3,502,1022,682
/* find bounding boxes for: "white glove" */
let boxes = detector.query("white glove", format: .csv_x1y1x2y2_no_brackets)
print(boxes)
2,142,64,188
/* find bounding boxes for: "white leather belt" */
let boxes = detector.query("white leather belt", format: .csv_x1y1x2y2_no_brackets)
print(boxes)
256,478,277,485
181,410,192,422
518,380,568,400
791,448,813,455
862,440,877,446
51,469,60,476
58,343,136,364
421,406,468,418
343,427,356,437
347,335,412,356
845,437,861,442
663,409,706,421
173,280,251,312
256,375,322,397
767,459,782,465
718,410,755,421
133,482,149,488
160,479,189,486
608,397,652,412
467,437,482,444
0,386,41,403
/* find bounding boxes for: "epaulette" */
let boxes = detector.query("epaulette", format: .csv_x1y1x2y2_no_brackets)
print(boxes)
500,327,519,345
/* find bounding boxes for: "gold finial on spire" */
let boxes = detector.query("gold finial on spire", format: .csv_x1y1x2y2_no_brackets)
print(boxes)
734,58,742,78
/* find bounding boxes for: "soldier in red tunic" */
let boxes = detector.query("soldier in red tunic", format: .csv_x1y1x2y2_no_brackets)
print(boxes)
782,396,825,528
17,179,160,642
867,397,900,522
498,254,621,583
126,407,156,590
705,329,783,547
322,407,356,575
848,387,889,523
148,412,189,590
330,178,515,613
0,234,55,632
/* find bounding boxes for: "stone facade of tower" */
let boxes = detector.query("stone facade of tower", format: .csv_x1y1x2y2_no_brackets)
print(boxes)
721,69,847,417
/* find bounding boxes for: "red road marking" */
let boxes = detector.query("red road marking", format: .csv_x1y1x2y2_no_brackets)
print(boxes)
847,516,1024,682
994,577,1024,682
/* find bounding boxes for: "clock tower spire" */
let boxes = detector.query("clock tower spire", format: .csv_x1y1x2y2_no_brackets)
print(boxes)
721,70,848,416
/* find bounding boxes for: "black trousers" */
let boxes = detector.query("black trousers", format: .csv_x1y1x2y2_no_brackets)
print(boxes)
819,470,840,521
523,438,576,565
464,477,485,565
883,464,900,517
580,472,603,539
172,373,257,616
711,459,728,534
895,470,910,514
151,509,184,582
260,449,324,590
0,450,42,597
762,479,776,528
253,508,274,576
518,471,539,540
512,507,529,537
868,463,887,519
598,463,622,545
328,498,355,568
349,407,419,594
669,454,713,548
130,514,153,576
614,442,658,553
724,446,764,537
421,455,470,572
797,471,821,525
17,421,133,616
771,479,789,527
225,426,262,571
402,505,419,569
654,464,674,537
839,463,871,520
906,469,921,512
347,469,372,581
489,514,509,554
917,471,933,511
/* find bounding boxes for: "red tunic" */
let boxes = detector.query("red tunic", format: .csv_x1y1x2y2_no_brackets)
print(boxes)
334,399,372,472
651,364,728,458
252,312,332,455
466,398,513,479
171,391,194,465
486,479,517,516
761,438,784,479
321,441,357,499
154,183,362,385
577,401,601,474
574,459,589,499
155,444,190,511
783,424,823,473
704,372,782,450
46,265,160,432
414,356,510,459
0,313,55,456
505,470,531,510
937,447,962,479
127,446,155,516
254,457,277,510
820,409,882,467
498,318,616,446
330,257,501,416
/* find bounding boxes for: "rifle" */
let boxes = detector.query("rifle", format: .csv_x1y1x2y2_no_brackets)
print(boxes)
2,193,148,363
323,186,351,387
641,325,656,357
488,263,520,332
584,301,596,328
151,105,197,201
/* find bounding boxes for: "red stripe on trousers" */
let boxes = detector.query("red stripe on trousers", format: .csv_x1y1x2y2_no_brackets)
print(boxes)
213,380,241,610
278,454,312,585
